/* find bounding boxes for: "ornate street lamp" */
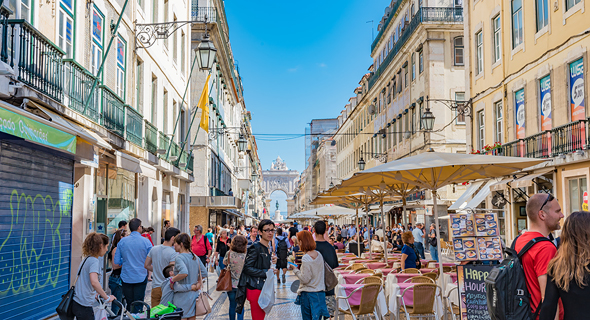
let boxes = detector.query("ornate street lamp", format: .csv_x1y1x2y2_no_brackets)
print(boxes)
196,33,217,71
358,157,366,171
251,172,258,181
237,135,247,152
421,107,435,131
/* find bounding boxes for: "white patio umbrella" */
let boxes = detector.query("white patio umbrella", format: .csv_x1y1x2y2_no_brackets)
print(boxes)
356,150,547,286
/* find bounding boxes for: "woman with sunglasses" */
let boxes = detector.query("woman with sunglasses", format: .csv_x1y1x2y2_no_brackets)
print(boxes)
235,219,277,320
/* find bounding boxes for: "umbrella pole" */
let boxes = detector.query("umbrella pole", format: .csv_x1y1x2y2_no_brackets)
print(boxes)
381,197,387,264
402,198,407,228
433,190,445,289
366,202,372,259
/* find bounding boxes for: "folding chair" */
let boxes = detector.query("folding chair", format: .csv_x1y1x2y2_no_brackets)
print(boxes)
401,268,422,274
422,272,439,282
446,286,460,320
356,269,376,275
355,275,383,285
403,275,436,284
398,283,441,320
336,283,382,320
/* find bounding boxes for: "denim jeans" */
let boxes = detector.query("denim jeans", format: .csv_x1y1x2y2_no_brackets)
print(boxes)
298,291,330,320
122,276,148,313
227,287,244,320
108,274,123,314
216,256,226,276
430,244,439,262
415,242,426,260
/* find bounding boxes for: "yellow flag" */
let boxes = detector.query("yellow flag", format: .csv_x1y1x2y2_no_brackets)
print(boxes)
199,74,211,132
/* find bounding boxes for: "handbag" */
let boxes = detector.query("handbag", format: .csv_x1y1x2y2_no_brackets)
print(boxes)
195,273,213,316
56,257,88,318
216,252,232,292
324,261,338,292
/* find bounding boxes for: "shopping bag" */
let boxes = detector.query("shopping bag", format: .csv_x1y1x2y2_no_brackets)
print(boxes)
93,306,108,320
258,269,276,314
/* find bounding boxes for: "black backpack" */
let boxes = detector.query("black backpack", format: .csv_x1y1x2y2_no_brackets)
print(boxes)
485,236,552,320
277,238,289,261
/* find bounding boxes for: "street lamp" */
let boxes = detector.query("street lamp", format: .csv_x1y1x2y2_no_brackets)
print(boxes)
237,135,247,152
421,107,435,131
251,172,258,181
196,33,217,71
358,157,366,171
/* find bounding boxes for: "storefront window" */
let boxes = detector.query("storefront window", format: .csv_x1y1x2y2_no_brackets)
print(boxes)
105,167,136,236
568,176,587,213
162,192,173,228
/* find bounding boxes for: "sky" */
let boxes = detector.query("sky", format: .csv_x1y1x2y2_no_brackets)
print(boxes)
224,0,390,213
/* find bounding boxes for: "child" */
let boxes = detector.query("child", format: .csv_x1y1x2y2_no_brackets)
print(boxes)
159,264,201,307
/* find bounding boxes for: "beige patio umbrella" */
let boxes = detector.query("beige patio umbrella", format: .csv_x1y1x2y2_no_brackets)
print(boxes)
353,150,548,285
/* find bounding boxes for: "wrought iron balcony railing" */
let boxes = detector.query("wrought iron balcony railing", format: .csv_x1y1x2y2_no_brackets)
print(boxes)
63,59,101,123
551,120,586,157
144,120,158,155
100,85,125,137
524,131,551,158
158,131,171,160
1,19,64,102
125,105,143,147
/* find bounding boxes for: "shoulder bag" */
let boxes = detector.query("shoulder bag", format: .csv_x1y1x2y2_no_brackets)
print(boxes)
56,257,89,319
324,261,339,291
195,272,213,316
216,251,233,292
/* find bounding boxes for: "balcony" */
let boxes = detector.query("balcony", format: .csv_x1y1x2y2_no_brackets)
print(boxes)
63,60,101,123
551,120,586,156
158,131,171,160
368,7,463,91
144,120,158,154
191,196,242,209
1,19,64,102
186,153,194,173
100,85,125,137
125,105,143,147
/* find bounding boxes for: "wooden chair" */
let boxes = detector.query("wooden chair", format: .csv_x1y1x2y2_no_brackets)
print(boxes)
345,263,365,271
336,283,382,320
355,275,383,285
401,268,422,274
450,265,457,273
356,269,375,275
422,272,439,281
446,286,460,320
337,249,345,253
398,283,441,320
443,266,452,273
426,260,438,268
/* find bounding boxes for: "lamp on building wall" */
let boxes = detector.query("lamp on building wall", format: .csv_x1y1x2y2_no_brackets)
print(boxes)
251,172,258,181
196,34,217,71
421,107,435,131
237,135,247,152
358,157,366,171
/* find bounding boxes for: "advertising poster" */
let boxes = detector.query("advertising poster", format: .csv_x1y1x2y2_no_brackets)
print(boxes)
540,75,552,130
515,89,525,139
570,58,585,121
457,265,493,320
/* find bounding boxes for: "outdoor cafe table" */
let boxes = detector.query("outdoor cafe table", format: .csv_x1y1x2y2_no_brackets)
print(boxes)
335,283,388,318
366,262,392,270
385,282,444,316
340,273,377,284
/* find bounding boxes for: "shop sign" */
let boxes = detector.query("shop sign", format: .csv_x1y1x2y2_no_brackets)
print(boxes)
570,58,585,121
0,105,77,153
540,75,552,130
515,89,526,139
583,191,588,211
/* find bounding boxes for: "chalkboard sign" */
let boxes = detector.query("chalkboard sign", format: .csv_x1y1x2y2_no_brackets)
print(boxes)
456,265,493,320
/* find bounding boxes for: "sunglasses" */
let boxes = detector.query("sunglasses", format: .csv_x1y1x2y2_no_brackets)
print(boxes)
539,193,554,211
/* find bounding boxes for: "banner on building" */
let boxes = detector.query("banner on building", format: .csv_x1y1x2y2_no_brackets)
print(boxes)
540,75,552,131
570,58,585,121
515,89,525,139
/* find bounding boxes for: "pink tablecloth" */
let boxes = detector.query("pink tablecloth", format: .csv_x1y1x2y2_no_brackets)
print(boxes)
342,284,366,305
366,263,388,270
342,273,375,284
449,273,458,283
393,273,422,283
376,268,396,275
396,283,417,305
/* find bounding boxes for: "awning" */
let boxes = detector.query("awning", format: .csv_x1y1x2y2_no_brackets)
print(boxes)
449,180,484,210
462,179,497,210
490,178,514,191
511,169,553,188
224,209,243,217
115,150,141,173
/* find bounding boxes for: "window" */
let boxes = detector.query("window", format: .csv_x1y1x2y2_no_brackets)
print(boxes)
536,0,549,30
136,60,143,114
91,7,103,76
477,110,485,150
412,53,416,80
163,89,168,133
419,103,424,129
164,0,169,48
180,108,186,143
412,4,415,15
568,176,587,212
512,0,523,48
152,0,158,22
173,16,178,62
476,31,483,75
419,50,424,74
494,101,503,143
404,64,408,87
116,37,126,98
566,0,581,11
493,16,501,63
398,120,402,143
455,92,465,124
138,0,144,11
8,0,32,21
181,31,185,73
58,1,74,58
454,37,464,66
172,100,177,140
151,76,157,123
404,113,409,137
411,108,416,133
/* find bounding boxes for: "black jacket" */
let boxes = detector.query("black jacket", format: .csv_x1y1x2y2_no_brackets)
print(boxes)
236,242,272,314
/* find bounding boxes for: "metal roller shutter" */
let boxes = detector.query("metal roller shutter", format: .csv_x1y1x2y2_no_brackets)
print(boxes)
0,140,74,320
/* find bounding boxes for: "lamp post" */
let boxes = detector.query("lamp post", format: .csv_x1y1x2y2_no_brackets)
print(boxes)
358,157,366,171
237,135,247,152
195,32,217,71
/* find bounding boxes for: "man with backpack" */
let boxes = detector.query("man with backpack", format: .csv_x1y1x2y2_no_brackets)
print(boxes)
487,193,563,320
314,220,339,318
275,227,291,284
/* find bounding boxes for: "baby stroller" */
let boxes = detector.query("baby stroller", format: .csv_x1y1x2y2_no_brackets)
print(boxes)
97,299,184,320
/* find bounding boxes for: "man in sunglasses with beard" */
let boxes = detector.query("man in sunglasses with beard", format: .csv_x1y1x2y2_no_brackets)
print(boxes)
514,193,564,320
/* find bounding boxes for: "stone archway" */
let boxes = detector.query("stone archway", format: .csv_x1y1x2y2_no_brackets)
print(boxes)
261,156,299,218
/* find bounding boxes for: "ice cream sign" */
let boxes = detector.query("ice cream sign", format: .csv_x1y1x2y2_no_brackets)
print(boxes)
570,58,585,121
515,89,525,139
540,75,552,131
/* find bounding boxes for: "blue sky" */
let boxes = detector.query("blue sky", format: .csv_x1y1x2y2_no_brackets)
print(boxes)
224,0,390,213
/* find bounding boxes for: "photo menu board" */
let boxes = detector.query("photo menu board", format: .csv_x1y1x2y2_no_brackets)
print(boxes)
450,213,502,262
456,265,493,320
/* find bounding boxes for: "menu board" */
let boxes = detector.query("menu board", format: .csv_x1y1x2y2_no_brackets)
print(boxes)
456,265,493,320
450,213,501,261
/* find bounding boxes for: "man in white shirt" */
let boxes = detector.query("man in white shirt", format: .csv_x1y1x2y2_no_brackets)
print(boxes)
412,223,426,259
144,227,180,307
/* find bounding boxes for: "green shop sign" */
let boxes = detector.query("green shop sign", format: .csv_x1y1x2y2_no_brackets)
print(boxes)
0,105,77,153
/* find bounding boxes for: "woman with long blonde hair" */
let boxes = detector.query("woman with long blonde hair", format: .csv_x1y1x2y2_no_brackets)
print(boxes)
540,211,590,320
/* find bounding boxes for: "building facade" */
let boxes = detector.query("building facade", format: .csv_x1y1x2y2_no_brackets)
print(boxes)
464,0,590,242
